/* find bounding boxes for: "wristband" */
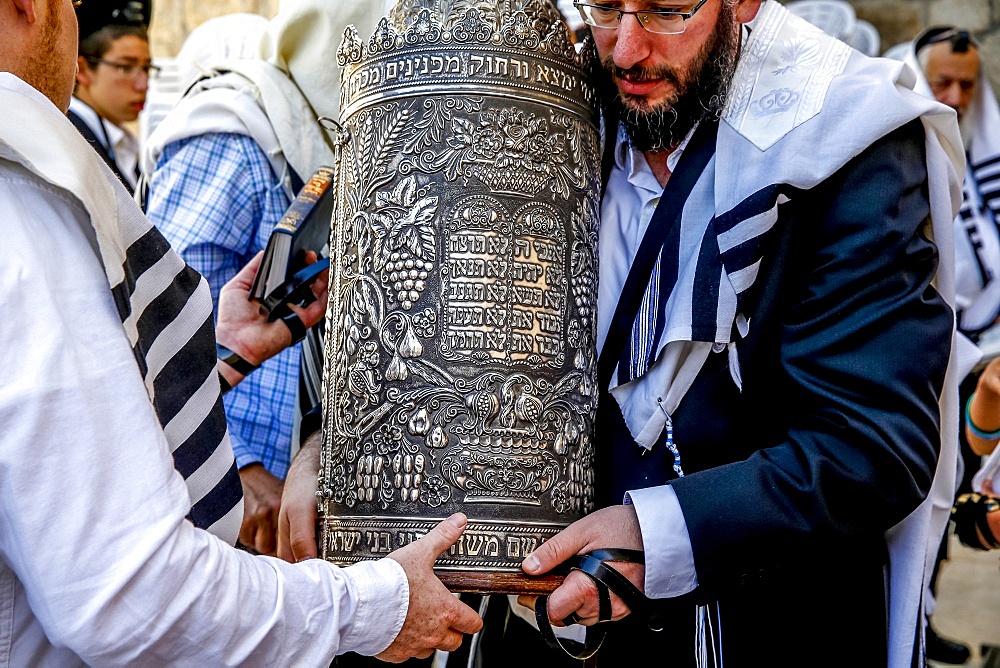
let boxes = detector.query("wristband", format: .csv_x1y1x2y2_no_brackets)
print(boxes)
217,343,259,376
966,392,1000,440
218,372,232,395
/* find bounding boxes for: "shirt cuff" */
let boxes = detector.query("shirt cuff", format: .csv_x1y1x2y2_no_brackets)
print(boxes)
233,450,262,471
339,558,409,656
226,427,261,471
625,485,698,598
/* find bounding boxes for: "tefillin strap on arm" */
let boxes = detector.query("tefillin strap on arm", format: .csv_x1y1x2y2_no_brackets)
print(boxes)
534,549,665,660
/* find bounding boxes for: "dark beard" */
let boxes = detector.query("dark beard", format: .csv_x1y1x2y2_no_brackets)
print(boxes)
595,4,741,152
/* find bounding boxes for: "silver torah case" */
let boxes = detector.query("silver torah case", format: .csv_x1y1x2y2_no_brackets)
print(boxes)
319,0,602,594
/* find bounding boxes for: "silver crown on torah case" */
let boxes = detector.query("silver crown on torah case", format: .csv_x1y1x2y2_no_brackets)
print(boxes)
319,0,602,594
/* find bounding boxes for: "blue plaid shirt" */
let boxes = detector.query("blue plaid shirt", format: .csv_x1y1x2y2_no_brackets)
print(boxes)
146,132,297,478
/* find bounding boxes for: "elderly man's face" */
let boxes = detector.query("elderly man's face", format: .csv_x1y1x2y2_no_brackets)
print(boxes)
924,41,980,122
589,0,759,152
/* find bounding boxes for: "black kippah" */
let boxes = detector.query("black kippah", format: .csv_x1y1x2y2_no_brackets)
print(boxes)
76,0,152,44
915,26,979,55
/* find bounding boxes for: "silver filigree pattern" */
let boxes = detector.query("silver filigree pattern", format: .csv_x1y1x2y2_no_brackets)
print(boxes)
320,0,600,590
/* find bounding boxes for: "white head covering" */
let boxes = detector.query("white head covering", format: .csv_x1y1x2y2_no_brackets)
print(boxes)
175,13,269,91
258,0,389,125
143,0,388,198
904,26,1000,165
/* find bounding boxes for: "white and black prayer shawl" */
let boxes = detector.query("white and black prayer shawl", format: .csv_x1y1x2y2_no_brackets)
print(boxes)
605,3,967,666
901,32,1000,335
0,74,243,543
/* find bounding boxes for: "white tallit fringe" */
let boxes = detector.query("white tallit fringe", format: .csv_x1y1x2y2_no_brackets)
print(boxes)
694,602,724,668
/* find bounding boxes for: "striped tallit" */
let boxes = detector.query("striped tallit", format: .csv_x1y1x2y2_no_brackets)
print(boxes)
0,74,243,542
975,152,1000,226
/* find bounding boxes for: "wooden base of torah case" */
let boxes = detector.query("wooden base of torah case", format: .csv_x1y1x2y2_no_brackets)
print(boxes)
318,0,602,595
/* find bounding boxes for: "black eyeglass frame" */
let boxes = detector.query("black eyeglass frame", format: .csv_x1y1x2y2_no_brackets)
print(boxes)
84,57,161,80
572,0,711,35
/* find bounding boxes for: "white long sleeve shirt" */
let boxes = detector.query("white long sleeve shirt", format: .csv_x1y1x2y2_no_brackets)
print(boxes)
0,73,407,665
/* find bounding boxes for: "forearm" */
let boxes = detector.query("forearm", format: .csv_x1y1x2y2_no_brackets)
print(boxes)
967,360,1000,455
3,300,400,664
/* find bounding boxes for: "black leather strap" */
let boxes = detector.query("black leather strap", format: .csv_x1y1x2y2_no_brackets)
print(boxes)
216,343,259,376
262,258,329,322
571,553,648,621
534,549,651,659
535,595,606,661
218,372,232,395
281,310,308,345
586,547,645,564
976,507,1000,550
951,493,1000,550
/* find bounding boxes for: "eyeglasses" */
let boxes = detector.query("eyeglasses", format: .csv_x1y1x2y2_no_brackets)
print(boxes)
573,0,710,35
85,58,161,80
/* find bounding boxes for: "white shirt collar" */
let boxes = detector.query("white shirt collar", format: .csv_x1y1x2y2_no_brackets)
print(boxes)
612,118,696,185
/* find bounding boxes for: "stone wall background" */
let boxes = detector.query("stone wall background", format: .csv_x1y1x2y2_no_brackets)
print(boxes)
147,0,1000,98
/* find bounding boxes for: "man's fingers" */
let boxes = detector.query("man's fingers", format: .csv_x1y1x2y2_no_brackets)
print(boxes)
277,511,316,563
414,513,467,560
230,251,265,290
255,525,277,556
278,437,321,562
450,599,486,635
277,523,292,562
289,527,319,561
438,628,469,653
239,522,255,548
521,525,580,576
288,300,324,331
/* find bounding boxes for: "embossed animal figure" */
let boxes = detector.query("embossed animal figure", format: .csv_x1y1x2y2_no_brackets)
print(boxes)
347,357,381,409
498,375,543,432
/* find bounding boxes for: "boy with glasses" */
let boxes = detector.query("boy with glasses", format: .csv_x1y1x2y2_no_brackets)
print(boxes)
69,0,153,193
